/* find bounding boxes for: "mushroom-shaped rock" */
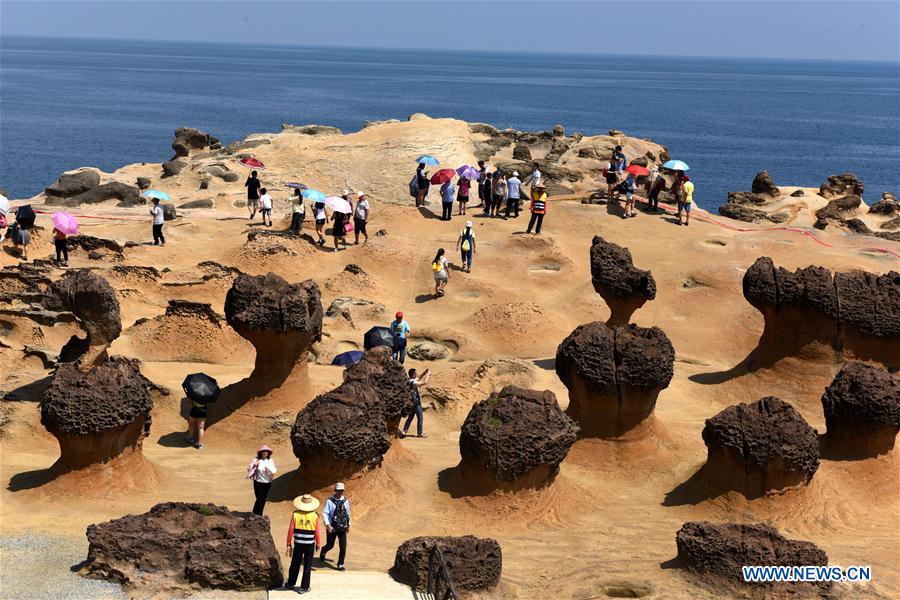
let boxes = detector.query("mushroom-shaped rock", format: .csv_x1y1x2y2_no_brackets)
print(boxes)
590,236,656,325
43,269,122,363
819,172,863,199
556,321,674,438
702,397,819,497
751,171,780,197
457,386,578,492
83,502,282,592
171,127,221,159
821,362,900,458
392,536,502,592
676,522,828,585
41,358,153,471
342,345,412,433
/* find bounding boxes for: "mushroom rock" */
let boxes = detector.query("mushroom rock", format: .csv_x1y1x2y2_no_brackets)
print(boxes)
819,172,863,199
702,397,819,497
820,362,899,458
170,127,221,159
742,257,900,369
751,171,780,197
590,236,656,325
392,536,502,592
814,194,862,229
556,321,674,438
341,345,412,434
676,522,828,586
43,269,122,363
83,502,282,592
456,386,578,492
40,358,153,471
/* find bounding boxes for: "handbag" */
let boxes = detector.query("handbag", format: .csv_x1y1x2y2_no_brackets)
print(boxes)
343,221,354,233
247,458,259,480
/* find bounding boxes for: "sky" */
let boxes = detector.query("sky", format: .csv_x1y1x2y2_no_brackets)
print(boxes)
0,0,898,62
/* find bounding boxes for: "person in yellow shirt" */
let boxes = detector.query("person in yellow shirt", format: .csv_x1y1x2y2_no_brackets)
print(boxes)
679,174,695,226
283,494,321,593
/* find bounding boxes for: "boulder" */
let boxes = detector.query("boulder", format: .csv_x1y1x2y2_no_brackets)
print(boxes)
161,203,177,221
406,340,450,361
790,189,805,197
392,536,502,592
199,163,240,182
136,176,151,190
556,321,674,438
814,194,861,229
45,171,101,198
819,172,863,199
341,346,412,431
821,362,899,458
869,192,898,215
41,357,153,470
457,386,578,491
702,397,819,496
512,143,532,162
552,124,565,137
43,269,122,362
179,198,214,209
171,127,221,158
83,502,282,592
161,160,187,178
718,191,791,224
281,124,342,136
718,202,768,223
590,235,656,325
45,181,142,208
751,171,780,197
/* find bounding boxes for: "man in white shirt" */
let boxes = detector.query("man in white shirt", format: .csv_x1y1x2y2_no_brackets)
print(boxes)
528,163,542,196
353,192,369,245
505,171,522,219
150,198,165,246
319,482,351,570
259,187,273,227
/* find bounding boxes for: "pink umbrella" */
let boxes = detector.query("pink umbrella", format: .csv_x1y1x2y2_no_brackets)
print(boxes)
240,157,266,169
51,211,79,236
456,165,480,180
324,196,352,214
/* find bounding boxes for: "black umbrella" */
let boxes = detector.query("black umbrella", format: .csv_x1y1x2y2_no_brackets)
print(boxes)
331,350,364,366
15,205,35,229
182,373,221,403
364,326,395,351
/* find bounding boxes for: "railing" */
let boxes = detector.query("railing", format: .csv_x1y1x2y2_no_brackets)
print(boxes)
427,545,459,600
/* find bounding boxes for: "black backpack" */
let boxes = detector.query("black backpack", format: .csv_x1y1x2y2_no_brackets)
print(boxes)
331,497,350,532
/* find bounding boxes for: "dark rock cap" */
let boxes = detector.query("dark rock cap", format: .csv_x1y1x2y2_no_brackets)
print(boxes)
822,362,900,429
224,272,323,339
819,172,863,199
342,346,412,423
43,269,122,345
393,535,502,591
751,171,780,197
590,235,657,302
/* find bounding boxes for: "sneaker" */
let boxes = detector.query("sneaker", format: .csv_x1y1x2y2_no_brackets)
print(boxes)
417,433,428,438
298,588,310,594
337,565,346,571
195,443,203,450
185,437,195,444
398,431,407,439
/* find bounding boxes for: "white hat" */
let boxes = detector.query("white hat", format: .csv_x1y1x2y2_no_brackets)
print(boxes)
335,482,345,491
466,221,473,227
342,189,350,196
357,191,365,197
512,171,519,177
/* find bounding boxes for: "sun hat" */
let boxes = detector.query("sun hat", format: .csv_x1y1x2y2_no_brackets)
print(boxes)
466,220,473,227
396,311,404,319
257,444,273,454
512,171,519,177
357,191,365,197
534,182,546,189
293,494,320,512
335,482,345,491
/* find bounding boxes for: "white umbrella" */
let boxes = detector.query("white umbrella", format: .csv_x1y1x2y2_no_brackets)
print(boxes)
325,195,352,214
0,194,9,215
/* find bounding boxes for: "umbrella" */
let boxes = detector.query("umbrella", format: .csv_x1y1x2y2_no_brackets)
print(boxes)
301,188,327,203
625,165,650,177
51,211,79,236
182,373,221,404
456,165,480,180
0,194,8,215
325,196,352,214
430,169,456,185
142,189,170,201
331,350,364,367
285,182,308,190
364,326,395,351
416,155,440,166
15,205,35,228
663,160,690,171
240,157,266,169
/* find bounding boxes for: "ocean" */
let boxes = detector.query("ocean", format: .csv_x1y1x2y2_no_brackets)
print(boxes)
1,36,898,208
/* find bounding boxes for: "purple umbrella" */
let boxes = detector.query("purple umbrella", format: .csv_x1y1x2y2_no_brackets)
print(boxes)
285,182,308,190
456,165,479,180
51,211,79,236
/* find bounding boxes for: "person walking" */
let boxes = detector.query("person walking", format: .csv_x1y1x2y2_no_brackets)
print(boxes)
52,225,69,267
622,172,638,218
290,189,305,237
415,163,429,207
284,494,321,594
319,483,350,571
185,395,206,450
431,248,450,297
679,174,695,226
353,192,369,244
248,444,277,516
400,368,430,438
457,177,470,215
390,311,410,364
492,172,508,217
526,183,547,234
331,208,349,251
313,200,327,246
504,171,521,219
646,166,666,212
150,198,165,246
245,170,262,220
456,221,476,273
259,188,273,227
440,179,456,221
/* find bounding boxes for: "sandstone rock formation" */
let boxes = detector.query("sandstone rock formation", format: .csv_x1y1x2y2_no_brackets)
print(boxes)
814,194,862,229
590,235,656,325
45,170,101,198
41,358,153,471
83,502,282,592
869,192,898,215
43,269,122,362
820,362,899,458
341,345,412,432
751,171,780,197
45,180,142,208
162,160,187,178
556,321,674,438
702,397,819,497
742,257,900,369
456,386,578,492
170,127,221,159
392,536,502,592
819,172,863,199
718,191,789,224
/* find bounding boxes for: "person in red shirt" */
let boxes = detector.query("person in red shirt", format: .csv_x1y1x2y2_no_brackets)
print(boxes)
283,494,322,593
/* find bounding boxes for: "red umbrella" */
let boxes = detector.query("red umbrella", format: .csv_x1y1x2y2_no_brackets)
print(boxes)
430,169,456,185
625,164,650,177
240,157,266,169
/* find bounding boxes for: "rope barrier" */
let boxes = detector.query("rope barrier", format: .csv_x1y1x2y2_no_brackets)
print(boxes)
32,208,146,222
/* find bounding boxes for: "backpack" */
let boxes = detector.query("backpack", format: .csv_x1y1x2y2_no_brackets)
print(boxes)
460,229,472,252
331,497,350,532
432,261,441,272
409,176,418,198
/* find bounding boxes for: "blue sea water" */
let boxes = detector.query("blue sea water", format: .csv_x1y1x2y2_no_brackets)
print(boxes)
1,36,898,208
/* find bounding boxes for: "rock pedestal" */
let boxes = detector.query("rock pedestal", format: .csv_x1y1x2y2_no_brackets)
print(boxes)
590,236,656,325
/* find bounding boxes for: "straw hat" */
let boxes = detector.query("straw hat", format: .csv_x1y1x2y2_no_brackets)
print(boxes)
293,494,320,512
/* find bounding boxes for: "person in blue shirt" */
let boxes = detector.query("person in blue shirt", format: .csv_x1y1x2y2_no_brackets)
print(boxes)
390,311,410,364
319,482,351,571
440,179,456,221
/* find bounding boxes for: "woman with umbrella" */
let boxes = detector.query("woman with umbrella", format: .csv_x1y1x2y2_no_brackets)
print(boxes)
51,211,79,267
414,155,438,207
325,195,353,252
183,373,220,450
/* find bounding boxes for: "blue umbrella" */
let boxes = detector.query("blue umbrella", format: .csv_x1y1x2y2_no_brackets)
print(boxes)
416,155,440,166
142,190,171,201
663,160,690,171
331,350,364,366
301,188,326,202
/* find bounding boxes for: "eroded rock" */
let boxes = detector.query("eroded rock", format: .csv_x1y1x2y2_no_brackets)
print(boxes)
392,536,502,592
819,172,863,199
814,194,861,229
590,236,656,325
171,127,221,158
43,269,122,362
45,171,100,198
45,181,142,208
751,171,780,197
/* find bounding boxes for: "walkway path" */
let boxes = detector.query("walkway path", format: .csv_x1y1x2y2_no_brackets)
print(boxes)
268,569,423,599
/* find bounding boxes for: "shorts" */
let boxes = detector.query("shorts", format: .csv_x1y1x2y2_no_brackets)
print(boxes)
261,208,271,216
678,201,692,212
458,194,468,203
625,192,634,201
434,273,448,283
316,218,326,226
247,198,259,208
189,406,208,419
354,217,367,233
605,174,618,184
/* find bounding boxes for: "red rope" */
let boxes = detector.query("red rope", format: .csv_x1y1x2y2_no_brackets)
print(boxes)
32,208,146,222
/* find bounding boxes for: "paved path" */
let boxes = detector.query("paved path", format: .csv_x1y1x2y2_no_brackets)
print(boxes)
268,570,425,600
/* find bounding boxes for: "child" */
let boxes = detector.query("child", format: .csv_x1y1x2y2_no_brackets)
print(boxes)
314,201,327,245
53,226,69,266
259,188,273,227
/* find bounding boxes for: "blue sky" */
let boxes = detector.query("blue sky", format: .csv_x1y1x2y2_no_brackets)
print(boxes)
1,0,898,62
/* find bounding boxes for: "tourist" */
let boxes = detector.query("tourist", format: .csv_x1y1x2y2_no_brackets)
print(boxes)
457,177,470,215
390,311,410,364
353,192,369,244
477,162,490,209
679,174,695,226
491,171,507,217
431,248,450,297
313,200,327,245
185,393,206,450
259,187,273,227
603,155,620,200
479,167,493,215
284,494,321,594
612,145,627,171
456,220,476,273
150,198,165,246
290,189,305,237
670,171,686,221
505,171,521,219
400,367,430,438
526,183,547,234
528,162,542,194
319,482,351,571
52,224,69,267
0,210,7,244
440,178,456,221
415,163,429,208
331,207,349,251
248,444,277,516
622,172,637,218
245,170,262,219
646,166,666,212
